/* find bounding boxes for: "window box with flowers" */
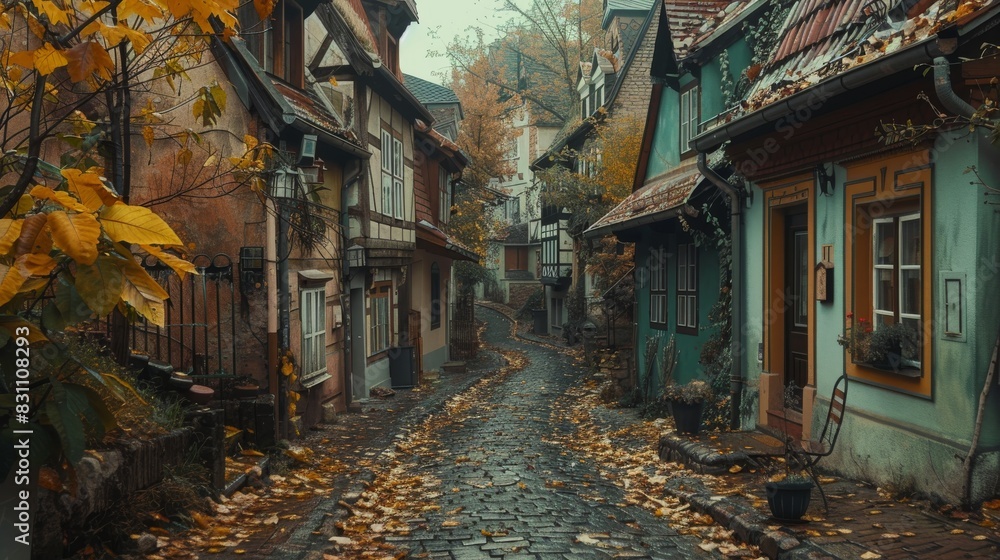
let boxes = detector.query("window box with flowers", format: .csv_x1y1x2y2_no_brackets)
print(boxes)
837,313,921,377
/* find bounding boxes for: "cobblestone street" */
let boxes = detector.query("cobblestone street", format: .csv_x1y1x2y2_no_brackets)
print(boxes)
318,306,715,559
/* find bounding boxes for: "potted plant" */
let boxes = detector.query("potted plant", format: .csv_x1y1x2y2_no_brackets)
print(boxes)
663,379,713,435
761,383,814,521
656,336,713,435
838,314,920,373
765,469,814,522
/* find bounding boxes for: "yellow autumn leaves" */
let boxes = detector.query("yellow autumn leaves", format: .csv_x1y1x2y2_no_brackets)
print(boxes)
4,0,252,83
0,168,190,327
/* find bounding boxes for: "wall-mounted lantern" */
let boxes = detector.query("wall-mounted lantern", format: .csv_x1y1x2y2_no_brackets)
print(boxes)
271,167,300,200
299,134,318,166
300,158,326,186
347,244,366,269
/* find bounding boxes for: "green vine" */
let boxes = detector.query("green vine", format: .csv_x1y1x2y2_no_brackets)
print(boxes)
719,49,735,110
678,193,733,430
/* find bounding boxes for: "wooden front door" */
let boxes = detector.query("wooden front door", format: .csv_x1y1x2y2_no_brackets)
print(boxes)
783,207,808,410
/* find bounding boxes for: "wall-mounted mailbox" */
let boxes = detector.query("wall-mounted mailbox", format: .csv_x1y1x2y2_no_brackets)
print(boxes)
815,260,834,302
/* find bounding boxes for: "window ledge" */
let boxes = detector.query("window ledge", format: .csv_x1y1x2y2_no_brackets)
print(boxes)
301,372,331,389
856,362,922,378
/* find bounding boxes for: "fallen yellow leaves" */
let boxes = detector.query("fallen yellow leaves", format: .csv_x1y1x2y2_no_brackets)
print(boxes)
548,372,760,558
480,529,508,537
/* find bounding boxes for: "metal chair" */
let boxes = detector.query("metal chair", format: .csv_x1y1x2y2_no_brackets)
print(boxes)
789,374,849,511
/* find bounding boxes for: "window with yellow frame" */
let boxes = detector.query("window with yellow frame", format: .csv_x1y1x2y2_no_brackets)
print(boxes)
843,152,933,397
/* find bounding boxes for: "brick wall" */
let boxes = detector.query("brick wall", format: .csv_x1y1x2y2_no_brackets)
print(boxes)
610,10,659,122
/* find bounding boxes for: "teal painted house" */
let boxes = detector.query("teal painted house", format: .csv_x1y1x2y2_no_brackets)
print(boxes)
586,0,764,397
687,0,1000,504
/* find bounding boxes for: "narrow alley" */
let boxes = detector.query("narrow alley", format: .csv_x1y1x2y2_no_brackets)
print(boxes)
315,306,715,559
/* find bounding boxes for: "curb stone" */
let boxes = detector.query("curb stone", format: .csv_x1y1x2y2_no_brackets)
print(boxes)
663,478,840,560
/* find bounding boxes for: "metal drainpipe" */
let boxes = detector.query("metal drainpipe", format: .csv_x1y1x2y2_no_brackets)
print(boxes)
697,152,744,430
341,162,360,405
933,57,976,118
277,199,291,439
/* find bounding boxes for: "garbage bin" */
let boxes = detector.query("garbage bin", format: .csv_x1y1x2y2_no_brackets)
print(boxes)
389,346,416,388
532,309,548,335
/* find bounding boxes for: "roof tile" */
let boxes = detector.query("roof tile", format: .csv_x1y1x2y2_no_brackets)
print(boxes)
403,74,460,105
742,0,997,113
586,159,702,235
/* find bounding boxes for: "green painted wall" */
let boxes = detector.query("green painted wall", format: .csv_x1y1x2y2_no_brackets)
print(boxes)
634,229,721,393
738,130,1000,502
740,191,765,422
727,40,752,78
646,87,680,179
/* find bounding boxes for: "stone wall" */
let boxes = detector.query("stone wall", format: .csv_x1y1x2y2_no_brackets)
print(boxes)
33,412,226,559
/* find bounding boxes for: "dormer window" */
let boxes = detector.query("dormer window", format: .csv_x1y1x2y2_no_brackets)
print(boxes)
238,0,304,88
680,83,700,155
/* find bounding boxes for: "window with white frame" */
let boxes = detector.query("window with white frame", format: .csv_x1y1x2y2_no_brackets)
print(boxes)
649,246,668,327
506,138,519,160
381,130,404,218
300,287,326,385
676,243,698,333
680,84,700,154
506,197,521,224
873,213,922,366
369,283,391,355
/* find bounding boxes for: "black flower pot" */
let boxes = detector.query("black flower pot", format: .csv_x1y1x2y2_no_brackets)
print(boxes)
669,400,703,435
765,479,814,521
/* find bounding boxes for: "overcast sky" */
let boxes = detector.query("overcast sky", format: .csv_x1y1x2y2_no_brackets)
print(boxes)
399,0,522,84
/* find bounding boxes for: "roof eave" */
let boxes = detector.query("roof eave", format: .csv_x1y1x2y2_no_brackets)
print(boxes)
530,119,596,171
692,36,952,153
367,65,434,124
291,117,370,159
584,206,683,239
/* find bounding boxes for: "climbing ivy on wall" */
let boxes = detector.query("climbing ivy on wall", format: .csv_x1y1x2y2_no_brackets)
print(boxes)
678,193,734,430
743,1,791,67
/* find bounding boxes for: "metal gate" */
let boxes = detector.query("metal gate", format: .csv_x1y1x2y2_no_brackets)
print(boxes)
112,253,239,391
450,292,478,360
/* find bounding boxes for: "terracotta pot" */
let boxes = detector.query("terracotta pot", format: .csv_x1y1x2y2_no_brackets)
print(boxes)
234,384,260,399
188,384,215,405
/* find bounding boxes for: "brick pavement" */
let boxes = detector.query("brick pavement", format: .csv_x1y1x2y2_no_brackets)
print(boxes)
659,433,1000,559
318,306,715,559
200,340,502,559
